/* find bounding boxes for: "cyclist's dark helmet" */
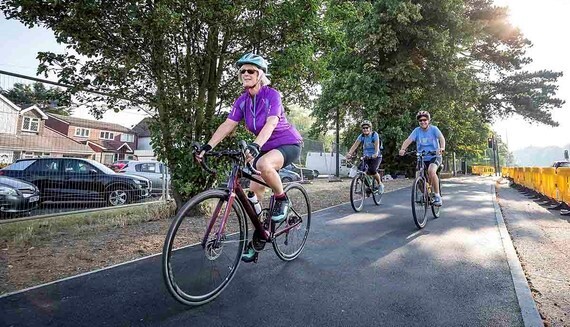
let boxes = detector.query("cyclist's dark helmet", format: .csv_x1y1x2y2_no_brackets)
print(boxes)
416,110,430,121
236,53,270,76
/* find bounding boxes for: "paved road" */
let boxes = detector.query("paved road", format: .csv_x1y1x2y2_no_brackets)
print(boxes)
0,177,524,326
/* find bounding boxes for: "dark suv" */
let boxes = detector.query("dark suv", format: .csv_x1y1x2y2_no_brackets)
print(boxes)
0,158,151,206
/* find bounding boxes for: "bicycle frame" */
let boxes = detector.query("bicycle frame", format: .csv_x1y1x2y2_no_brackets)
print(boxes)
201,157,301,249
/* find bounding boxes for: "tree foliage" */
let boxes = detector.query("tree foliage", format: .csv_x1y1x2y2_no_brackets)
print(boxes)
1,0,327,208
311,0,563,174
0,82,72,115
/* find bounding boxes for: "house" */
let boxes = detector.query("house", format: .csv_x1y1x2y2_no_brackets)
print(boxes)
131,117,156,160
46,113,138,165
0,94,94,164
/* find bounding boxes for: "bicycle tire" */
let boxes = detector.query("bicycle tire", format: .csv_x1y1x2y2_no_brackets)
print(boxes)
273,183,311,261
350,174,365,212
372,178,382,205
162,189,246,306
431,179,441,218
411,176,428,229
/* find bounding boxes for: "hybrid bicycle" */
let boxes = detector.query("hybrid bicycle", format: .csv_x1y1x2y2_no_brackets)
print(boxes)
162,141,311,306
348,155,383,212
407,150,442,229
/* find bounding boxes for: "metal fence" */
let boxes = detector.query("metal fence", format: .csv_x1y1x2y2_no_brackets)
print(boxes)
0,70,170,221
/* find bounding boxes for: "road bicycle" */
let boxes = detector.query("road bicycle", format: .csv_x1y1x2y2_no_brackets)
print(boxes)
348,155,383,212
162,141,311,306
406,150,442,229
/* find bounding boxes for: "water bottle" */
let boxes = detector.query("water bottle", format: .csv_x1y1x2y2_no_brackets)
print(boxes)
247,191,262,215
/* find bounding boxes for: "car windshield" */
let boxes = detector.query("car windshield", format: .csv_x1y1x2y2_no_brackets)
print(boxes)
88,160,116,174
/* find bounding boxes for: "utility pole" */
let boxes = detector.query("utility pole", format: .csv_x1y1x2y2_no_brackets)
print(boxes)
495,135,501,176
335,107,340,178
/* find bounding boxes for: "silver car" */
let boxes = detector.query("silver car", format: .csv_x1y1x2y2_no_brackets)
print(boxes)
118,161,170,197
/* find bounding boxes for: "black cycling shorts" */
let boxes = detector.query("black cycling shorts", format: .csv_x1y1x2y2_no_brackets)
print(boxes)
423,157,442,170
364,157,382,175
253,144,301,170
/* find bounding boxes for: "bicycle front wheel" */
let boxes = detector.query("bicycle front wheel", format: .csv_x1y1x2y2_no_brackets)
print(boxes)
350,175,365,212
431,179,442,218
273,183,311,261
372,178,382,205
162,189,246,306
411,177,428,229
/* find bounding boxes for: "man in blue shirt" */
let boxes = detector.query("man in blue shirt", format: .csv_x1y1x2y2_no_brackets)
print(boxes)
398,111,446,206
346,120,384,193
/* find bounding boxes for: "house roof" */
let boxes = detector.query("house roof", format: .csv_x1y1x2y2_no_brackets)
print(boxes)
20,105,49,120
131,117,152,137
47,113,132,133
0,126,94,155
82,140,134,153
0,94,22,112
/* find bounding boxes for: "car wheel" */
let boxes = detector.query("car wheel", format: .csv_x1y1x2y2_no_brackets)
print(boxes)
108,187,130,206
314,170,319,177
282,177,293,183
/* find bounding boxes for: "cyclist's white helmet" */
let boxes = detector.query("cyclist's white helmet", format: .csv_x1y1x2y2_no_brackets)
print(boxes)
361,120,372,128
416,111,430,120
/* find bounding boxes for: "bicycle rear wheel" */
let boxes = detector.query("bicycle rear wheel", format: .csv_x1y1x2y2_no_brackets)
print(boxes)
162,189,246,306
273,183,311,261
431,179,441,218
372,178,382,205
350,175,365,212
411,177,428,229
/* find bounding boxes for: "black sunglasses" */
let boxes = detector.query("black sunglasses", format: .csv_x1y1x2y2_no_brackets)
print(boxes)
240,69,257,75
362,126,370,129
418,119,428,122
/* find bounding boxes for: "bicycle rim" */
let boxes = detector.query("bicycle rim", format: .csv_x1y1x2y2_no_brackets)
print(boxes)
411,177,428,229
372,178,382,205
162,189,246,306
273,183,311,261
350,175,365,212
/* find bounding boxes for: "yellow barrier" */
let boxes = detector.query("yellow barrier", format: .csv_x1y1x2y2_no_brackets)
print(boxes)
540,167,556,199
472,165,495,176
530,167,542,193
557,167,570,204
502,166,570,206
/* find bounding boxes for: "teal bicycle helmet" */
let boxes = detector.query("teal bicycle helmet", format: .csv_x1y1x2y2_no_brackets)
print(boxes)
236,53,270,75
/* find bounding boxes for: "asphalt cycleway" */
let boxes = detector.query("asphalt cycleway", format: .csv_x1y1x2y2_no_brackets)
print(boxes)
0,177,527,326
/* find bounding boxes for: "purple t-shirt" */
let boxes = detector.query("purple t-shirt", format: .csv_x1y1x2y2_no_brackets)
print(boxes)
227,86,302,152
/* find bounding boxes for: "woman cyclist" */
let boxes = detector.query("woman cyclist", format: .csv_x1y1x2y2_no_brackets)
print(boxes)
196,53,303,261
398,111,446,206
346,120,384,193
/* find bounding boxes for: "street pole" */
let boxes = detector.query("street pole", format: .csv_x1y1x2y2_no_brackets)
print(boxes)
335,107,340,178
495,137,501,176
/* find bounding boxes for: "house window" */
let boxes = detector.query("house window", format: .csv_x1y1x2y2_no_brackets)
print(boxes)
120,134,134,142
22,117,40,132
100,131,115,140
75,128,90,137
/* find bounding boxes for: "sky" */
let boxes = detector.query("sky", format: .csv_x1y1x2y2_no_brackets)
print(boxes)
1,1,569,146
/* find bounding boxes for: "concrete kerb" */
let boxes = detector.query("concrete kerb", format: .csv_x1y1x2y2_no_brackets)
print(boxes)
492,183,543,327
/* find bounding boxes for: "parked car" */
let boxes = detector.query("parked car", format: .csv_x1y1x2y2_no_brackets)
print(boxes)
283,163,318,180
239,167,301,188
117,160,170,196
0,176,40,217
0,158,151,206
110,160,130,172
552,161,570,168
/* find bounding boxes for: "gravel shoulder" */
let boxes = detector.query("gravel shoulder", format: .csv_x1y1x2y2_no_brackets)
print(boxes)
496,180,570,327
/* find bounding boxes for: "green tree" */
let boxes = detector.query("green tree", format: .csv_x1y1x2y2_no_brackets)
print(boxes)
311,0,563,175
0,82,72,115
1,0,327,208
